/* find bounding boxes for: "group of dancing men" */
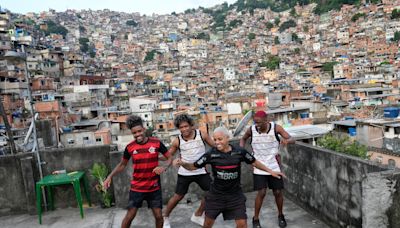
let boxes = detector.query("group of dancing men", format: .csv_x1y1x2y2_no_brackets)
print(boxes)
103,110,294,228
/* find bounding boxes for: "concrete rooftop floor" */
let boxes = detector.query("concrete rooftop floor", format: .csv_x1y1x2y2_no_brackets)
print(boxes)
1,192,327,228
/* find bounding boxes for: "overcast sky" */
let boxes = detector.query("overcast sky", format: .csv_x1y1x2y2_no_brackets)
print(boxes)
1,0,236,15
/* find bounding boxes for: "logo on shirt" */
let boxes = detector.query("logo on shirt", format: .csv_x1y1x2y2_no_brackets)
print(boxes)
216,171,238,180
148,146,156,153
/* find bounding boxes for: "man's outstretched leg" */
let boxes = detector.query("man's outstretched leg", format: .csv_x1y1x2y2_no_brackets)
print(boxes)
121,208,138,228
163,193,184,227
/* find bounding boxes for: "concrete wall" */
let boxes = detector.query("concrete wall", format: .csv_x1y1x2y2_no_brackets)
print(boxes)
282,142,387,228
362,171,400,228
0,153,32,215
39,145,113,208
0,145,114,216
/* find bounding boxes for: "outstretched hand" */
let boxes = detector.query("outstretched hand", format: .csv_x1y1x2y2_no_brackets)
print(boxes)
271,171,286,179
173,158,182,167
103,177,111,190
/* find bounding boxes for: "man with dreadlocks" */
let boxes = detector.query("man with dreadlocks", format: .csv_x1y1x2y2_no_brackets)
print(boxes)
163,114,215,228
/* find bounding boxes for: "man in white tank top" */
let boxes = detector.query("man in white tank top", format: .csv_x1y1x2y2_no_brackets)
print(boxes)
240,111,294,228
163,114,215,228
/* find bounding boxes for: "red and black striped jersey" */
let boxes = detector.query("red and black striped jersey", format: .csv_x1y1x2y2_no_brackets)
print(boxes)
123,137,168,192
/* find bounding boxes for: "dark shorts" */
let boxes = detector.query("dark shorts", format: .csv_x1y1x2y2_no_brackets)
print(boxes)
205,192,247,221
253,174,284,191
127,189,162,209
175,174,211,195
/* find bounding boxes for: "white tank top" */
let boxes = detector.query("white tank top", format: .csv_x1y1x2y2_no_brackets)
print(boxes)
251,123,281,175
178,129,207,176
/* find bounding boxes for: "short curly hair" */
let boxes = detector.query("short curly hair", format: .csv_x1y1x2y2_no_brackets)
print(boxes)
126,115,143,129
174,114,194,128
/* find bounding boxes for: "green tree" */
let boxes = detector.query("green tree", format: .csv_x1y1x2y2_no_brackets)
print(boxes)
144,50,157,62
79,37,90,53
292,32,300,43
43,20,68,38
392,31,400,42
392,9,400,19
195,32,210,41
351,12,366,22
290,8,297,17
274,36,280,44
265,22,274,30
294,48,300,54
318,134,368,159
322,62,338,74
279,19,297,32
126,20,138,27
248,32,256,41
274,17,280,26
260,55,281,70
303,25,309,33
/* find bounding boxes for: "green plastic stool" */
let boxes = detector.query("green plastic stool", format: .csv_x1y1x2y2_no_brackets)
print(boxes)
35,171,91,224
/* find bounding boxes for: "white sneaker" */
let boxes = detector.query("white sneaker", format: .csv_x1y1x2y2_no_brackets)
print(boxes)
190,213,205,226
163,217,171,228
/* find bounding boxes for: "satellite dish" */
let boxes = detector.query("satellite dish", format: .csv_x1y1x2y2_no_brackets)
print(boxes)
233,111,254,137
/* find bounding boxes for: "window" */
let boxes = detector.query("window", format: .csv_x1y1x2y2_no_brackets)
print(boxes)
388,159,396,168
159,125,163,129
145,114,148,118
83,136,89,141
67,139,75,144
96,138,102,142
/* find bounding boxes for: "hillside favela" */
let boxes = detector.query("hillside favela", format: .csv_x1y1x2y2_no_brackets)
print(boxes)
1,0,400,228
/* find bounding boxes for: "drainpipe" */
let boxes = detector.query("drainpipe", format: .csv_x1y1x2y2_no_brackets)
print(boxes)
55,115,60,147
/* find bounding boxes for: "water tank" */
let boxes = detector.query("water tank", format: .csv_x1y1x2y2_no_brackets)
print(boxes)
344,116,354,120
384,107,399,118
268,93,282,109
300,113,309,119
348,128,356,136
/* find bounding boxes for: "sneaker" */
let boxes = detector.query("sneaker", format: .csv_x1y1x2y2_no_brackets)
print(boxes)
190,212,205,226
278,215,287,228
163,217,171,228
252,218,262,228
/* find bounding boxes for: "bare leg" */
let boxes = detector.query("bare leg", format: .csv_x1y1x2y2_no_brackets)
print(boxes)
151,207,164,228
164,194,184,217
194,198,206,216
203,216,215,228
273,189,284,216
235,219,247,228
121,208,138,228
253,188,266,220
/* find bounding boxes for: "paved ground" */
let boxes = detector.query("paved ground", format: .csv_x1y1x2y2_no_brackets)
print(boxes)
1,192,327,228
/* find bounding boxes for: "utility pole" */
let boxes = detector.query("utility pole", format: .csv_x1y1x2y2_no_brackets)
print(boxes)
0,95,17,154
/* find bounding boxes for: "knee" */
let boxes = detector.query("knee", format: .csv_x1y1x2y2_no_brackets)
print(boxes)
257,189,266,198
174,194,185,201
154,214,163,222
273,190,282,197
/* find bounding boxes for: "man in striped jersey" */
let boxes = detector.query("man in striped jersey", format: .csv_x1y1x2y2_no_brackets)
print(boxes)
163,114,215,228
240,111,294,228
103,115,172,228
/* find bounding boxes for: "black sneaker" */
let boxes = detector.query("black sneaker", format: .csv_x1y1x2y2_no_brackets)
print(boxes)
278,215,287,228
252,218,262,228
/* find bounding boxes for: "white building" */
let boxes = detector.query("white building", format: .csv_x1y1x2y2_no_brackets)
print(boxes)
129,96,157,127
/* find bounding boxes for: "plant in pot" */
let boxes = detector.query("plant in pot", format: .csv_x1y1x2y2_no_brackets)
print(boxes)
90,163,113,208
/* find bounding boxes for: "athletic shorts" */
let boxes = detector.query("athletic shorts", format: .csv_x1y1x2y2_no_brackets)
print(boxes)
253,174,284,191
127,189,162,209
175,174,211,195
205,191,247,221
